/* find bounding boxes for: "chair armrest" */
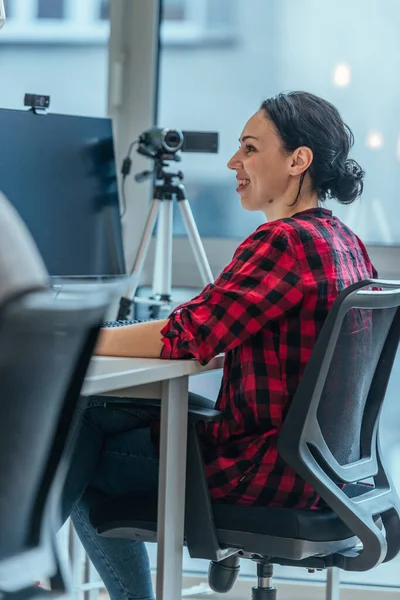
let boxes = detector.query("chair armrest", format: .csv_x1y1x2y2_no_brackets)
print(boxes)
106,396,222,422
278,434,397,570
107,398,161,412
187,407,222,422
184,421,237,562
382,509,400,562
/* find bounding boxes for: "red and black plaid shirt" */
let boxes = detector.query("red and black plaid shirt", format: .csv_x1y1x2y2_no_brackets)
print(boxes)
160,208,377,509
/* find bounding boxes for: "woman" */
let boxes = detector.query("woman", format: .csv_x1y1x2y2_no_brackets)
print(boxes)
63,91,377,600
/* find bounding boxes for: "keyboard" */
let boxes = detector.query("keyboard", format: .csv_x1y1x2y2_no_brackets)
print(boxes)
103,319,143,328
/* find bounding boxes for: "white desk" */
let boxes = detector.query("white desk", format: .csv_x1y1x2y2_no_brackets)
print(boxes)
83,355,224,600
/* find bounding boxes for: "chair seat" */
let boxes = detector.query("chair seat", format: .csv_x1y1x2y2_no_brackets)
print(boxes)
90,487,366,544
213,503,353,542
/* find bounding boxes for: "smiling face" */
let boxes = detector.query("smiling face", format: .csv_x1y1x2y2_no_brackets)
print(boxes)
227,109,316,220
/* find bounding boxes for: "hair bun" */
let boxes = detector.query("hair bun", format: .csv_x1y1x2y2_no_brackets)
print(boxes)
331,159,365,205
344,159,364,181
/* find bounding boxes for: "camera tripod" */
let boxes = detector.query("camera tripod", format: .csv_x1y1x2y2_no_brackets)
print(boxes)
117,161,214,320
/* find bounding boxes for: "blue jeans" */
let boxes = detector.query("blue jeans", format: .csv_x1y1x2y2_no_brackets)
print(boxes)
62,396,159,600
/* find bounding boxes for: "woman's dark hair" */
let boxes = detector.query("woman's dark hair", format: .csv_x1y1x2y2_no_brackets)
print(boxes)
260,91,365,205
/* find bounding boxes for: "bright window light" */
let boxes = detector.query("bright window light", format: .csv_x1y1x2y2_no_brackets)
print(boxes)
366,130,384,150
333,63,351,87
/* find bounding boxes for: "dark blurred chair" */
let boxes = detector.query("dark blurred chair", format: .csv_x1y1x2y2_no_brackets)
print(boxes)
90,279,400,600
0,193,111,599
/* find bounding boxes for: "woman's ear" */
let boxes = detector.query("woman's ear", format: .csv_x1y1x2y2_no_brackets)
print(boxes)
290,146,313,176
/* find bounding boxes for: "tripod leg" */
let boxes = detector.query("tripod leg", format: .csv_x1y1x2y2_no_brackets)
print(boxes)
177,199,214,285
117,199,160,320
152,199,173,301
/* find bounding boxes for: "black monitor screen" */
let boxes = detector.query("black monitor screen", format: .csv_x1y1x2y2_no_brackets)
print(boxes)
0,108,126,277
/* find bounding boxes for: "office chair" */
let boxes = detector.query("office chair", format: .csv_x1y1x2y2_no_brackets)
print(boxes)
89,279,400,600
0,193,111,598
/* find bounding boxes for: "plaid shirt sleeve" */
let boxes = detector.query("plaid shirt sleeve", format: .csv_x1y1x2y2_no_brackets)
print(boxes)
160,225,303,365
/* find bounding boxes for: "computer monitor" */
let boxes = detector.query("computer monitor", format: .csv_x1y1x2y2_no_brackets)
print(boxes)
0,108,126,278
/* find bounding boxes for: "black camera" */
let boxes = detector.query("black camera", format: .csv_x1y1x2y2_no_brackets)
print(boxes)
24,93,50,111
138,127,218,159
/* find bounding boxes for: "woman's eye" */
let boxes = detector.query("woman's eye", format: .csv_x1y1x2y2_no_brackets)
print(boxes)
244,144,256,154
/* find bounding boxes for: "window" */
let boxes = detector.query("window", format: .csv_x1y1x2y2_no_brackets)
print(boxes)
162,0,185,21
99,0,108,21
158,0,400,247
0,0,109,43
37,0,64,19
3,0,13,18
161,0,237,45
0,0,110,116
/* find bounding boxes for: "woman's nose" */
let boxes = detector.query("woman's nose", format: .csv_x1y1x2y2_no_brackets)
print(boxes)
227,150,242,170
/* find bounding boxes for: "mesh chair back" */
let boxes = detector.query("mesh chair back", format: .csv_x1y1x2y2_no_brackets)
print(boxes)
316,305,396,466
279,280,400,571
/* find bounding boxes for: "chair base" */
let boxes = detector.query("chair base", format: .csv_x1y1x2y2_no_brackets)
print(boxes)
252,586,277,600
251,563,277,600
